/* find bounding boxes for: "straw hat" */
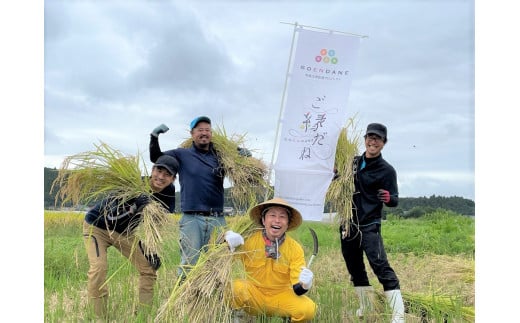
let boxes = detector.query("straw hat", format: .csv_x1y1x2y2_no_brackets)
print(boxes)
249,197,302,231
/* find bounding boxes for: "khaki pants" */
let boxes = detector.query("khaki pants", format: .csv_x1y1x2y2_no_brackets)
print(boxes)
83,221,157,317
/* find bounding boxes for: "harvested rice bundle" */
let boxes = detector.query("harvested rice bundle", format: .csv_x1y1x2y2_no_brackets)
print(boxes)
179,125,272,210
401,291,475,322
52,141,149,206
51,141,173,255
325,118,361,229
155,215,258,322
134,203,174,256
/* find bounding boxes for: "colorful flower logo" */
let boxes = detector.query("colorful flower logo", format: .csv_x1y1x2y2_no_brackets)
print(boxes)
315,49,338,64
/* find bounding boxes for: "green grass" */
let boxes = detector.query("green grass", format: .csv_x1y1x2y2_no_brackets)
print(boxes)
44,210,474,322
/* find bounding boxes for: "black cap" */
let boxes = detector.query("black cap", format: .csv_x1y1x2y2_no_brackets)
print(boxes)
190,116,211,130
154,155,179,175
365,123,387,142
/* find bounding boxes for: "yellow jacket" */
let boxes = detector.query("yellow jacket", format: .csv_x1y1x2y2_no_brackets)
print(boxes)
240,230,305,294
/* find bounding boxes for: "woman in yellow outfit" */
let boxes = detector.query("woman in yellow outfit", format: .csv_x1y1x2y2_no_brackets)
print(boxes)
225,197,316,322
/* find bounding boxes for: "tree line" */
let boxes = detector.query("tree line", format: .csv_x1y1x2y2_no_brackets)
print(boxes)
44,167,475,216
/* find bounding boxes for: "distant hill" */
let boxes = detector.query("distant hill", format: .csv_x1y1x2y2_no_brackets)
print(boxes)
44,167,475,216
385,195,474,217
45,167,62,209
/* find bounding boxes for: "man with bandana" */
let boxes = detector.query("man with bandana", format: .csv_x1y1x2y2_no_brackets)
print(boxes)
224,197,316,322
149,116,252,281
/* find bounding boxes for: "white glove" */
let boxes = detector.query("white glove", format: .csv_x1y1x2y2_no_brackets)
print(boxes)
299,267,314,290
225,230,244,252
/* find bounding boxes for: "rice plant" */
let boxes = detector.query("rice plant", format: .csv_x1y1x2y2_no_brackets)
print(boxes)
325,117,361,231
402,291,475,322
51,141,173,256
45,211,475,322
155,215,258,322
51,141,149,207
179,125,273,210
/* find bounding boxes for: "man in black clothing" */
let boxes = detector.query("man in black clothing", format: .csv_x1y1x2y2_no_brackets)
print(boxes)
339,123,405,323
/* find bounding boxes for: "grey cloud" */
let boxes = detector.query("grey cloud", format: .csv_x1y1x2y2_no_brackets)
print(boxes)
43,1,475,200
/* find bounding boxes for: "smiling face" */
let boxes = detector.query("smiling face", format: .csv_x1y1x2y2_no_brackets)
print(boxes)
190,121,212,150
364,134,385,158
150,166,175,192
261,206,290,240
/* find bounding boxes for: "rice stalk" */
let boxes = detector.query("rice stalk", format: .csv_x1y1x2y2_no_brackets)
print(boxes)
51,141,173,255
134,203,174,256
157,245,235,322
365,288,474,322
401,290,475,322
324,117,361,229
51,141,150,207
180,125,272,210
155,215,258,322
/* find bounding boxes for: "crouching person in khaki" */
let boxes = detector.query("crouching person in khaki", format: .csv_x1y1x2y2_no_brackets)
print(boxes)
83,155,178,320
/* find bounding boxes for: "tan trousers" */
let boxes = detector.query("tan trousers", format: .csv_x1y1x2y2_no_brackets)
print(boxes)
83,221,157,317
232,279,316,322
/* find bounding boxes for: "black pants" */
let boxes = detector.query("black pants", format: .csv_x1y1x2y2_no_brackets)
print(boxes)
340,223,400,291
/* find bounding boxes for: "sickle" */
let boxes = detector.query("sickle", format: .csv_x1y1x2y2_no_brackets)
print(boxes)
307,228,319,268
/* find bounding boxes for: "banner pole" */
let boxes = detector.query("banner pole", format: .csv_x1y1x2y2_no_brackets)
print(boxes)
280,21,369,38
264,21,299,201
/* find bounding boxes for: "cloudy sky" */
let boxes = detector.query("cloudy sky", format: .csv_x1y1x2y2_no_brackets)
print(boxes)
42,0,475,200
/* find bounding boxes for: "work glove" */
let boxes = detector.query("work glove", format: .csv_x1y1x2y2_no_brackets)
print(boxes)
138,241,162,270
299,267,314,290
151,124,169,137
237,147,252,157
145,253,162,271
131,194,151,214
377,189,390,203
225,230,244,252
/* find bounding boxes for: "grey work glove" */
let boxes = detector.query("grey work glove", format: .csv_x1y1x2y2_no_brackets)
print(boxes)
237,147,252,157
151,124,169,137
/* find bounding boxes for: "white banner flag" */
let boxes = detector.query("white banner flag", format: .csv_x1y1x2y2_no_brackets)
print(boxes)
274,27,361,221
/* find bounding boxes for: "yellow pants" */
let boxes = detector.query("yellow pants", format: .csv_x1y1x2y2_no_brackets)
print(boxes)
232,279,316,322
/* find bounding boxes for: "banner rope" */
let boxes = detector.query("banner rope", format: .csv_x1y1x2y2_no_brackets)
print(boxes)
280,21,369,38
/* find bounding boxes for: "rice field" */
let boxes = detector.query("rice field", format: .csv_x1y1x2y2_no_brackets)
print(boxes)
44,209,474,322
